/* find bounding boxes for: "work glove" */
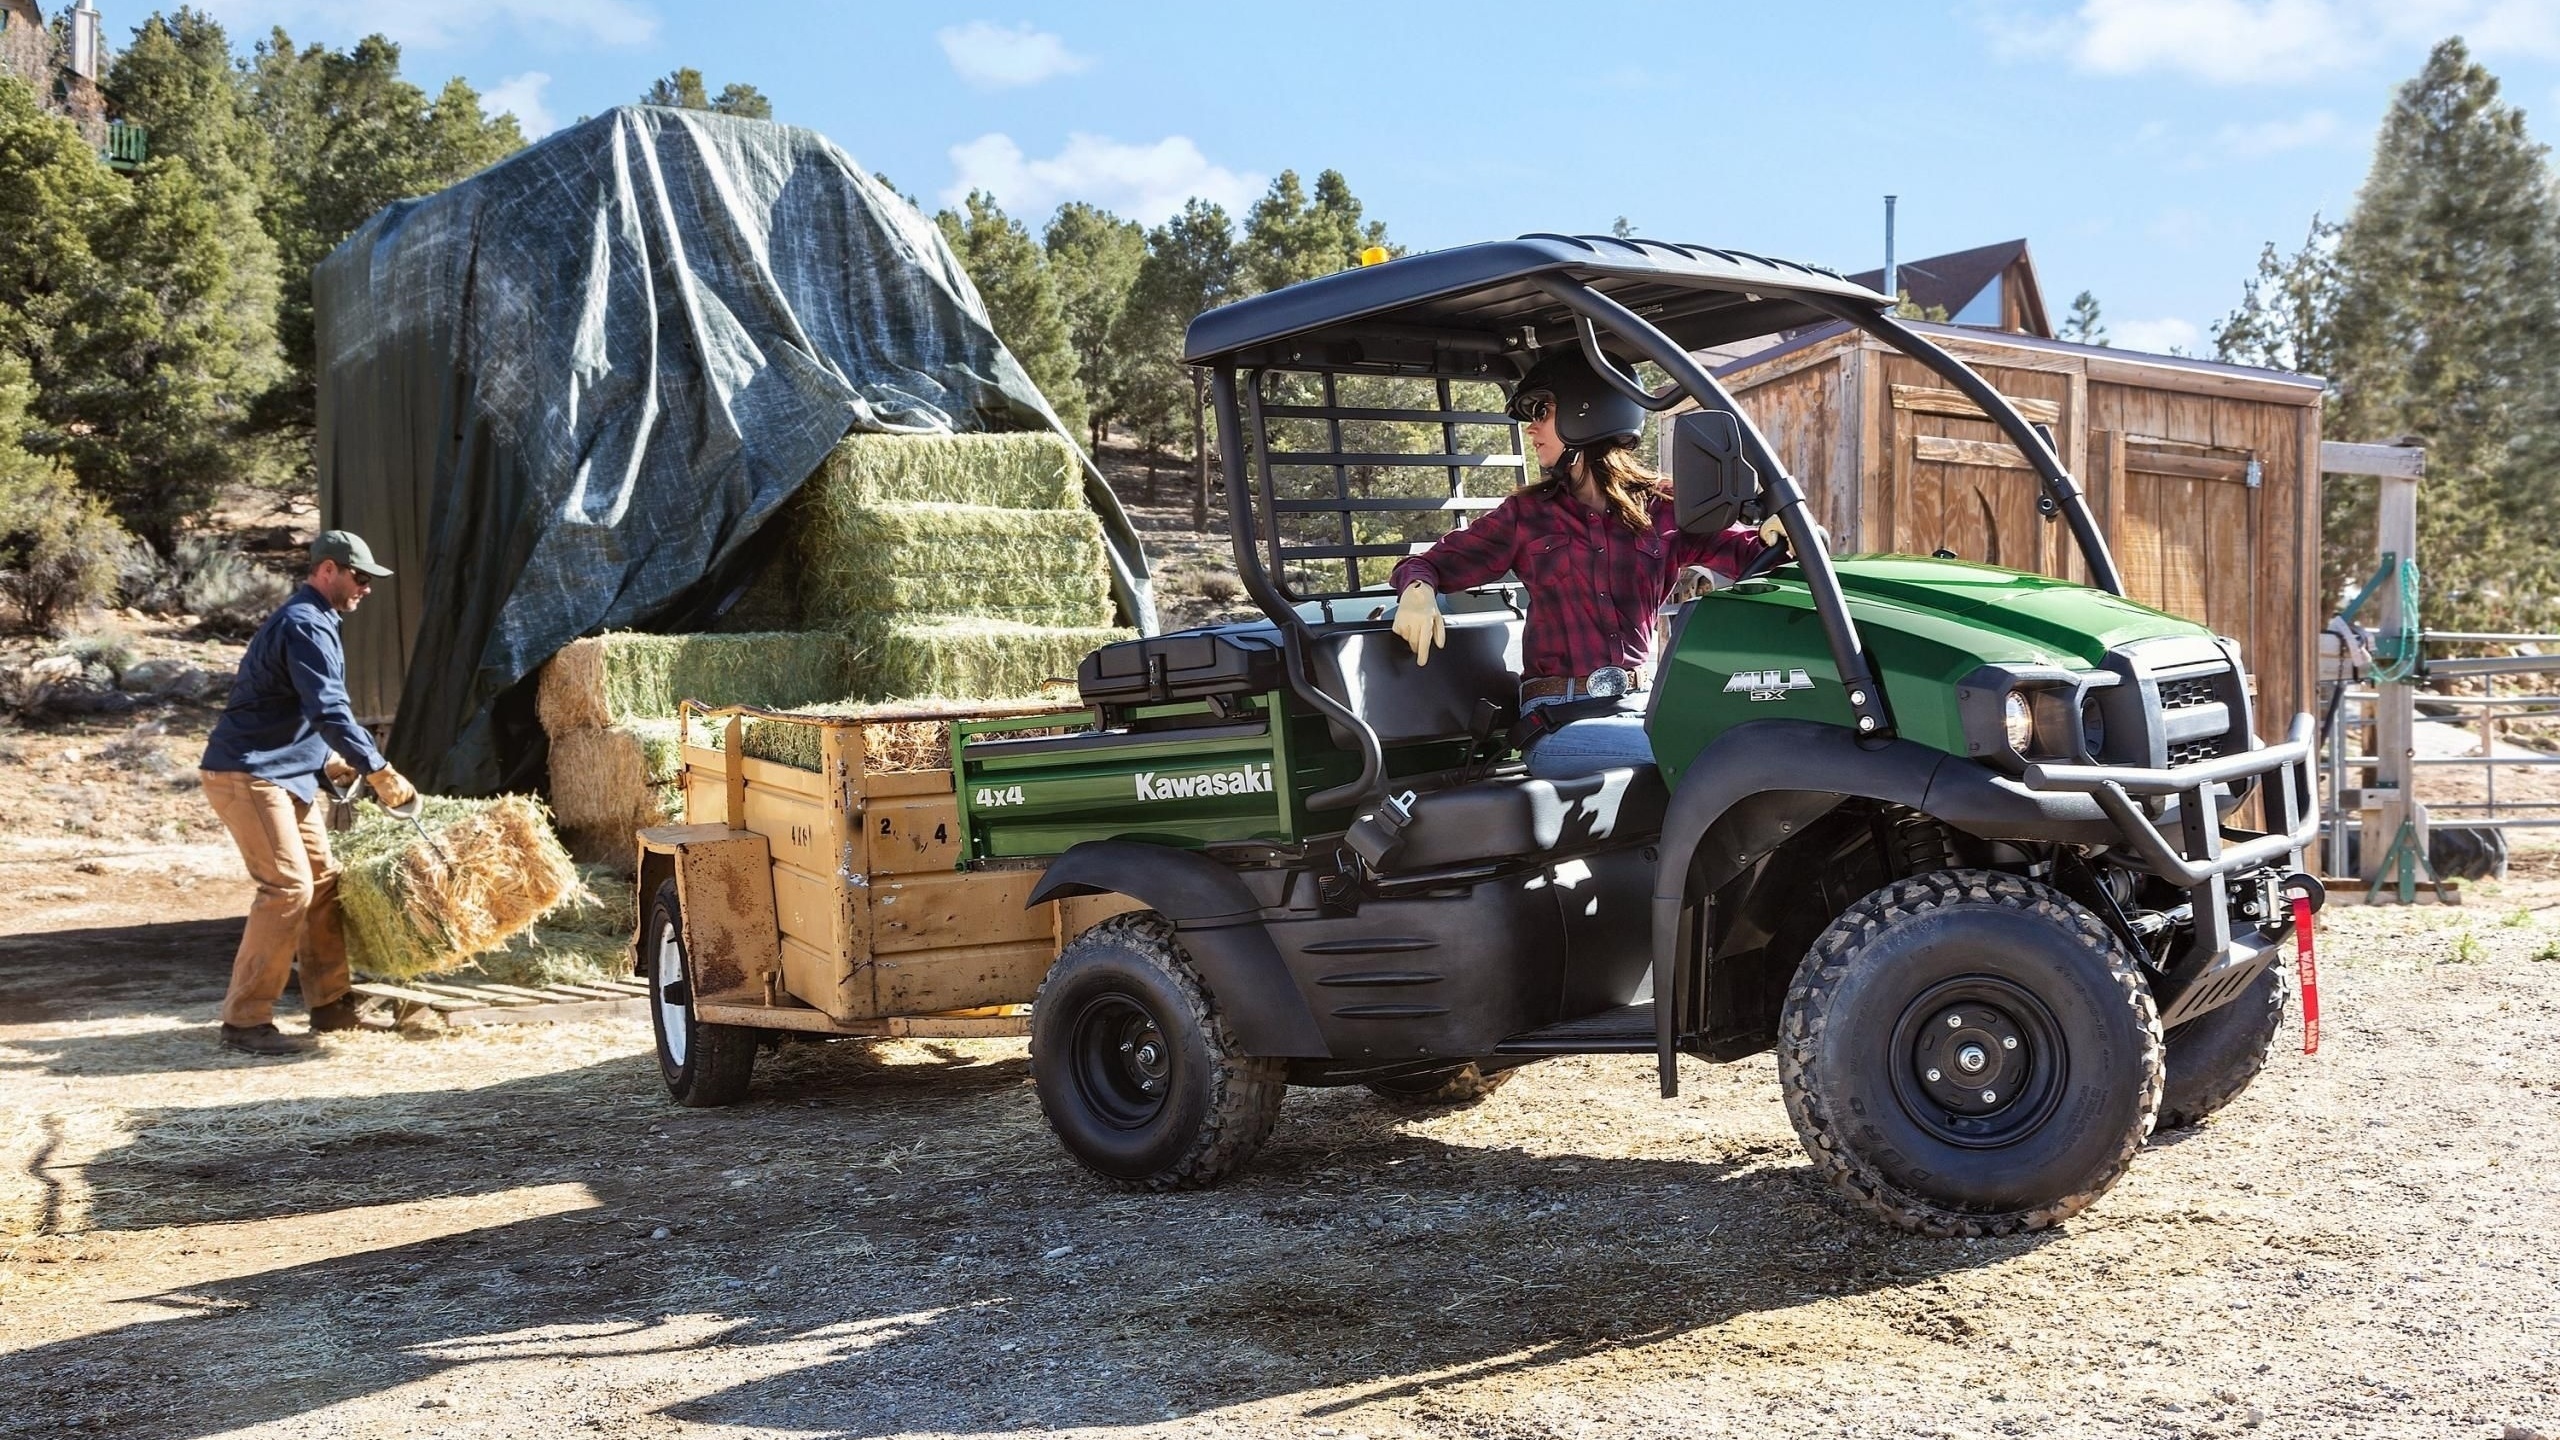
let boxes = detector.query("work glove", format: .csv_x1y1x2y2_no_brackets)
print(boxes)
323,755,357,792
366,766,418,810
1392,582,1445,666
1756,515,1832,554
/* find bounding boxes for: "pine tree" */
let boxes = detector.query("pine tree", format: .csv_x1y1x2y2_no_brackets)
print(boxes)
247,30,526,453
2211,219,2340,376
1043,201,1144,449
108,12,284,428
937,191,1088,441
1240,168,1388,294
1118,199,1241,525
2323,38,2560,629
2059,290,2108,346
641,68,772,119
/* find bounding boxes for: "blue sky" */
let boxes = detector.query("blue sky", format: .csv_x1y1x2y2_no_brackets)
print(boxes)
179,0,2560,357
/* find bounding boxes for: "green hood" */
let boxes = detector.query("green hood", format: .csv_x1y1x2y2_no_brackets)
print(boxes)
1828,555,2205,668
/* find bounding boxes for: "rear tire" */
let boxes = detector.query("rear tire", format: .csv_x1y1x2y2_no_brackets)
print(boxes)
1778,869,2163,1237
2156,961,2285,1130
1365,1062,1513,1109
647,880,759,1108
1031,912,1285,1190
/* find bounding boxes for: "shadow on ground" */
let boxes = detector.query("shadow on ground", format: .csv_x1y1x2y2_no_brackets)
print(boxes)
5,1012,2052,1438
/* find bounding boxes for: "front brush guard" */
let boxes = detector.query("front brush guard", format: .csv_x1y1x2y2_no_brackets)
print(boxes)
2022,713,2320,1029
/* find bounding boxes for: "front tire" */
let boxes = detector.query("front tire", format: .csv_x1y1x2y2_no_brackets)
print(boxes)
2157,961,2285,1130
647,880,760,1107
1779,869,2163,1237
1030,911,1285,1190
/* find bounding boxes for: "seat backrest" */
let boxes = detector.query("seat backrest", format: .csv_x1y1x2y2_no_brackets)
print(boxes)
1306,610,1521,747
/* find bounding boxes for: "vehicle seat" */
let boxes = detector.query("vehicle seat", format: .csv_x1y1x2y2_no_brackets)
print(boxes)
1304,608,1522,746
1351,765,1668,873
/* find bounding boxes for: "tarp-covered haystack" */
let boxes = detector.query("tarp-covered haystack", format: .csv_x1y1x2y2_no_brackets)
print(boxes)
315,106,1154,797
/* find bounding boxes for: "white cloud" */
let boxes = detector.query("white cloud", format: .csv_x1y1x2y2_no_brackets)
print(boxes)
1976,0,2560,84
945,133,1262,225
2213,108,2340,155
937,21,1091,88
196,0,656,48
484,71,556,136
2115,316,2202,353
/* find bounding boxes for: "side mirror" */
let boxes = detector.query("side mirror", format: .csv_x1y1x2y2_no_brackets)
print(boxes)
1671,409,1761,535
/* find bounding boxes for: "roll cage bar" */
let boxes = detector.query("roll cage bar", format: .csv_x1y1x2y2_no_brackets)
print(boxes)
1195,240,2126,812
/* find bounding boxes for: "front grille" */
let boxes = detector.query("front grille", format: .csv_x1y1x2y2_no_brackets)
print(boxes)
2159,673,2222,710
2168,737,2226,767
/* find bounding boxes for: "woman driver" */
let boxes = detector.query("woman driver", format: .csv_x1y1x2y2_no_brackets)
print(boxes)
1387,348,1769,781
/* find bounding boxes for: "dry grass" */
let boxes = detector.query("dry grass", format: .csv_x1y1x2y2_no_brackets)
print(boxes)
338,797,579,979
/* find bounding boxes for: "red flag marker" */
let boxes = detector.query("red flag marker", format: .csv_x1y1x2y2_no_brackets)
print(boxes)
2290,890,2320,1055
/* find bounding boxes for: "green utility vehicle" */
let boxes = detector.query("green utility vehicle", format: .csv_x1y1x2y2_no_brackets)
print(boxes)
634,233,2304,1235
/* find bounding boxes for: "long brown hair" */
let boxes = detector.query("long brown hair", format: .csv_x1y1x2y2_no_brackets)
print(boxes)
1527,439,1666,532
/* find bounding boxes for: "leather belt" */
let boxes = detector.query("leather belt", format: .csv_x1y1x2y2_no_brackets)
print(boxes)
1520,670,1644,703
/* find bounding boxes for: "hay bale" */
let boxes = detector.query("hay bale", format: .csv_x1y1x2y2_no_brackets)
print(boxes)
797,503,1112,632
339,796,578,980
715,696,1083,774
535,632,859,735
815,431,1082,510
547,720,685,864
865,619,1132,703
450,863,638,988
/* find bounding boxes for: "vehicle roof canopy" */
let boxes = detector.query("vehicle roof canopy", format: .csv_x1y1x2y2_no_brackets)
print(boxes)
1183,234,1894,374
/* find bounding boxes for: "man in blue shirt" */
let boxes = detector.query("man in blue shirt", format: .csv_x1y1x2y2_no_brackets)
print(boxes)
200,531,419,1055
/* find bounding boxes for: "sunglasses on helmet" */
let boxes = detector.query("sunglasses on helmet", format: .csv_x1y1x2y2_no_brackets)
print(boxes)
1506,390,1554,424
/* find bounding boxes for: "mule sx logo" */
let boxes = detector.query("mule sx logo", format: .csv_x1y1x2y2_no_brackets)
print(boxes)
1724,668,1815,703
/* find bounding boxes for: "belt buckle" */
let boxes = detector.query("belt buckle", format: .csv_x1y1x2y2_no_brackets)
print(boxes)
1584,666,1633,700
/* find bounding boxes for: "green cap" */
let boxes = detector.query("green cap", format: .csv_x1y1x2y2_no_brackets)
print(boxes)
311,529,392,578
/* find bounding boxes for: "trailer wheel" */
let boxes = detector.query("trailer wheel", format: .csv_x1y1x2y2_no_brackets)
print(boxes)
2156,961,2285,1130
1030,911,1285,1190
1779,869,2163,1237
1365,1062,1513,1109
646,879,759,1108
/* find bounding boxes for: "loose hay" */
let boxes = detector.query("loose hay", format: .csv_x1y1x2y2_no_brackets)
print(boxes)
338,796,578,980
815,431,1082,510
535,632,859,735
448,864,638,988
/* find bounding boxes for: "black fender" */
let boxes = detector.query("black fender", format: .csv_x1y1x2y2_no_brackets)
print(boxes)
1650,720,2125,1009
1028,840,1329,1058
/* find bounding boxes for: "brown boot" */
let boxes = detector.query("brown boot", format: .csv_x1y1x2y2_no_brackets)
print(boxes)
220,1023,319,1056
306,996,392,1033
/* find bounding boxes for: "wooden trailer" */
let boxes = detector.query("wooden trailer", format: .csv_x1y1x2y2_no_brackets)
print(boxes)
632,701,1138,1039
1713,321,2325,733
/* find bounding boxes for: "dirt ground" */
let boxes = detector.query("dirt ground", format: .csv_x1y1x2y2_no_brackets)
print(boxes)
5,824,2559,1438
5,466,2559,1437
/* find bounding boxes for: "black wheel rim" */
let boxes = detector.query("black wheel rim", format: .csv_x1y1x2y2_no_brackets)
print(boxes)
1069,992,1171,1129
1886,976,2068,1149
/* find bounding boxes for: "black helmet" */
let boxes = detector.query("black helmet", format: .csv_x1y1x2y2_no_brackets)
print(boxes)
1507,348,1645,448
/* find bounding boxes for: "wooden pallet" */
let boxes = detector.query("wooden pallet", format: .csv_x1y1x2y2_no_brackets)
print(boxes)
348,975,651,1026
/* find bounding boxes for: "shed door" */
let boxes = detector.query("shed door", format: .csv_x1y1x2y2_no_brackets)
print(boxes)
2090,431,2262,643
1880,360,2078,580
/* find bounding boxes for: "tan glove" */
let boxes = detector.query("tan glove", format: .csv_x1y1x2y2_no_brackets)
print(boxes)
1391,582,1445,666
1756,515,1832,553
323,755,357,792
366,766,418,810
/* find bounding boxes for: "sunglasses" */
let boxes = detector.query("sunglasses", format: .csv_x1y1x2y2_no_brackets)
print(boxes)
1507,391,1555,424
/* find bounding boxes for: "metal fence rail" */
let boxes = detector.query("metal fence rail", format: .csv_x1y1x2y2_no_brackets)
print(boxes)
2320,630,2560,872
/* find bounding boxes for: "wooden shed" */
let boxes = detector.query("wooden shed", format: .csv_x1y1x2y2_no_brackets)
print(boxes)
1711,321,2325,734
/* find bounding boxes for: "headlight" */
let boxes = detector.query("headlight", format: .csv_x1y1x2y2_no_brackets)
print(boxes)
2003,691,2035,752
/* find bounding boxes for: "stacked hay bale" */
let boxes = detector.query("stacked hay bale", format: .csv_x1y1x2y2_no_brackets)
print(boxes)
791,433,1131,698
535,431,1132,861
538,631,858,861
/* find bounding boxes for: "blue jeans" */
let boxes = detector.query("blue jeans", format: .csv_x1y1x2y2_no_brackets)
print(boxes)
1521,696,1654,780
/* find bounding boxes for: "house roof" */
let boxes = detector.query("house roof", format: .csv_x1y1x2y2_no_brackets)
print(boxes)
1846,238,2047,336
1182,233,1893,368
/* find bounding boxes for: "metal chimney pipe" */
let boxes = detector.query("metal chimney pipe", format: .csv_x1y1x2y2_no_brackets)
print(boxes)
1883,195,1899,309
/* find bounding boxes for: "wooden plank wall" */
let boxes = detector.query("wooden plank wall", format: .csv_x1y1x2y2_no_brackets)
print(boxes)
1722,333,2321,734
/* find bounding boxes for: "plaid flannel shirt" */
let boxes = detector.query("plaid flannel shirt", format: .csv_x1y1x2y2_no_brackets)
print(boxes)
1388,487,1767,682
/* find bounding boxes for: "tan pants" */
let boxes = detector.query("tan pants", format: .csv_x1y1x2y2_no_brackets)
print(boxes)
201,770,350,1028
